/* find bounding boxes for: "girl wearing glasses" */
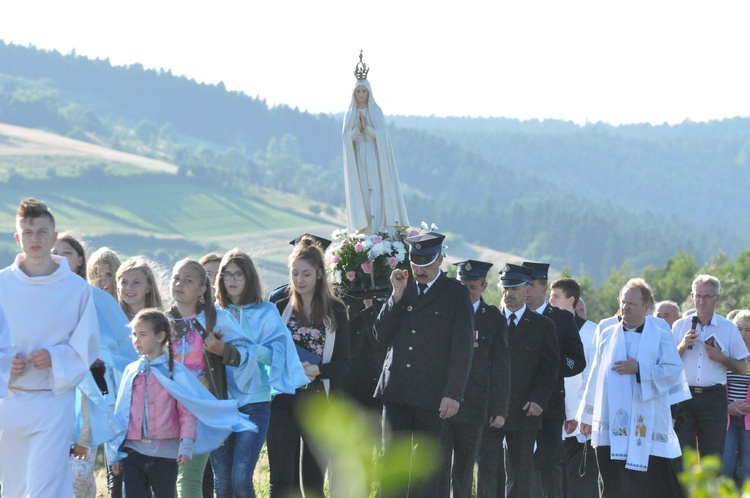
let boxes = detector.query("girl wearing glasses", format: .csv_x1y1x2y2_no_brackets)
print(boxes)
212,248,308,497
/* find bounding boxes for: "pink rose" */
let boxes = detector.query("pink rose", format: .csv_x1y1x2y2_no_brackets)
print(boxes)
372,235,383,244
311,329,320,338
316,348,323,355
361,261,373,274
346,271,356,281
354,242,365,252
388,256,399,269
409,229,419,236
331,255,340,264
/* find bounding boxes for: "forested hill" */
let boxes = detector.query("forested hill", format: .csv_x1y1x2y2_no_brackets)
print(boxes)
0,41,747,281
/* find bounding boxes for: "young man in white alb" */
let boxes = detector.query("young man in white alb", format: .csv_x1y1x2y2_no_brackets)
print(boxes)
0,198,99,497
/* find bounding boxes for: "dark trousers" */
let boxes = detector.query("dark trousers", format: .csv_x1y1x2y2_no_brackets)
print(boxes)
562,437,599,498
267,388,327,498
106,452,124,498
674,385,727,463
382,402,448,498
477,426,537,498
121,448,178,498
596,447,683,498
532,418,564,498
436,419,483,498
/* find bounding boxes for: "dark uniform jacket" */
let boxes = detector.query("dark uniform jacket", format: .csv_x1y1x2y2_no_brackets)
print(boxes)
374,272,474,411
540,303,586,421
452,298,510,425
343,297,387,409
503,307,559,431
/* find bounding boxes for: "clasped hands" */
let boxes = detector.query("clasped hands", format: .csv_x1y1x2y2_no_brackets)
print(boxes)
10,349,51,377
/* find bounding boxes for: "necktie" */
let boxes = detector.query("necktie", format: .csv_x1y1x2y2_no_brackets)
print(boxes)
418,283,428,296
508,312,517,333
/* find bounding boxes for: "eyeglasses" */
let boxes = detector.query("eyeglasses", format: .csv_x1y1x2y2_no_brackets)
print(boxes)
221,271,245,282
694,294,718,301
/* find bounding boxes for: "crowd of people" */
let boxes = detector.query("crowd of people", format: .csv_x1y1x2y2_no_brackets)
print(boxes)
1,197,750,498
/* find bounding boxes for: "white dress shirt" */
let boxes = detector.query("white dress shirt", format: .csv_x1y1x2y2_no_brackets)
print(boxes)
672,313,749,387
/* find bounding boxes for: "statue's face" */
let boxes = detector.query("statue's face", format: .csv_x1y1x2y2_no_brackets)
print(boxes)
354,86,369,105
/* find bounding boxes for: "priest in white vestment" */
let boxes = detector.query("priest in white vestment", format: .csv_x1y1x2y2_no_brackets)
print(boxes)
0,199,99,498
578,278,689,497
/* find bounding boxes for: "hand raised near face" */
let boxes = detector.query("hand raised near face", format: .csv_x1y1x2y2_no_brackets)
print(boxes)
390,269,409,303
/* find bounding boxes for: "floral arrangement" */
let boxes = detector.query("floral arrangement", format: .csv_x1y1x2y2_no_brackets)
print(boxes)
325,222,440,297
325,227,410,296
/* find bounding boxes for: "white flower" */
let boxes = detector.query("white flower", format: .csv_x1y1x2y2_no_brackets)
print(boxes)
370,242,387,258
331,270,343,285
431,223,438,231
395,244,407,261
421,221,429,230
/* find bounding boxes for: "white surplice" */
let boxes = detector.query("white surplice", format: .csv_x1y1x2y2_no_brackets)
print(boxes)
0,254,99,497
577,318,689,471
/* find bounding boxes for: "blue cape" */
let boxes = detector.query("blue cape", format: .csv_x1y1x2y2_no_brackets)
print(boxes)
226,301,309,397
107,354,256,463
171,309,266,397
75,372,125,447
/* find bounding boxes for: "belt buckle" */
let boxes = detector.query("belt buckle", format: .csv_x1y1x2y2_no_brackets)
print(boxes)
693,387,704,394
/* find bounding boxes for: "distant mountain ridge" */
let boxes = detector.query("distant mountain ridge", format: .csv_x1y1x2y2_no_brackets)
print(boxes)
0,40,747,281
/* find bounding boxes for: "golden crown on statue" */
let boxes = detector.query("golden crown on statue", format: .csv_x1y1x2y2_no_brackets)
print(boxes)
353,50,370,81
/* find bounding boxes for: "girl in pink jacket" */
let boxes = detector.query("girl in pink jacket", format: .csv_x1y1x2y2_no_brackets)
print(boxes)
112,309,197,498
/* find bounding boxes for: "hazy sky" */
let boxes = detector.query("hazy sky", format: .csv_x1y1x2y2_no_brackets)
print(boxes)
1,1,749,125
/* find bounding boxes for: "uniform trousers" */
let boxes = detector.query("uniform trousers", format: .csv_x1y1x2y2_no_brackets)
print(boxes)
0,389,75,498
532,418,564,498
477,427,536,498
382,402,448,498
436,419,483,498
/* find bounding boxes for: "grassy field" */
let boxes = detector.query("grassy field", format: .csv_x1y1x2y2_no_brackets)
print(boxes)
0,172,343,291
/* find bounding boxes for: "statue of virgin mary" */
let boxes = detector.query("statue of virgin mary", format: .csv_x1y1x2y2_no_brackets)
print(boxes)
342,52,409,235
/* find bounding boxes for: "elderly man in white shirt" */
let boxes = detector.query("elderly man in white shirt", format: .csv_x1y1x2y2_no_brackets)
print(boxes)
672,274,749,462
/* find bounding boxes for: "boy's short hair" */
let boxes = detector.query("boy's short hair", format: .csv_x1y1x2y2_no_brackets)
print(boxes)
550,278,581,307
16,198,55,230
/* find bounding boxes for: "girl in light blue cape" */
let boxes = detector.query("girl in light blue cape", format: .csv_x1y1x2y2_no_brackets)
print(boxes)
211,249,309,497
217,250,309,397
107,311,256,466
